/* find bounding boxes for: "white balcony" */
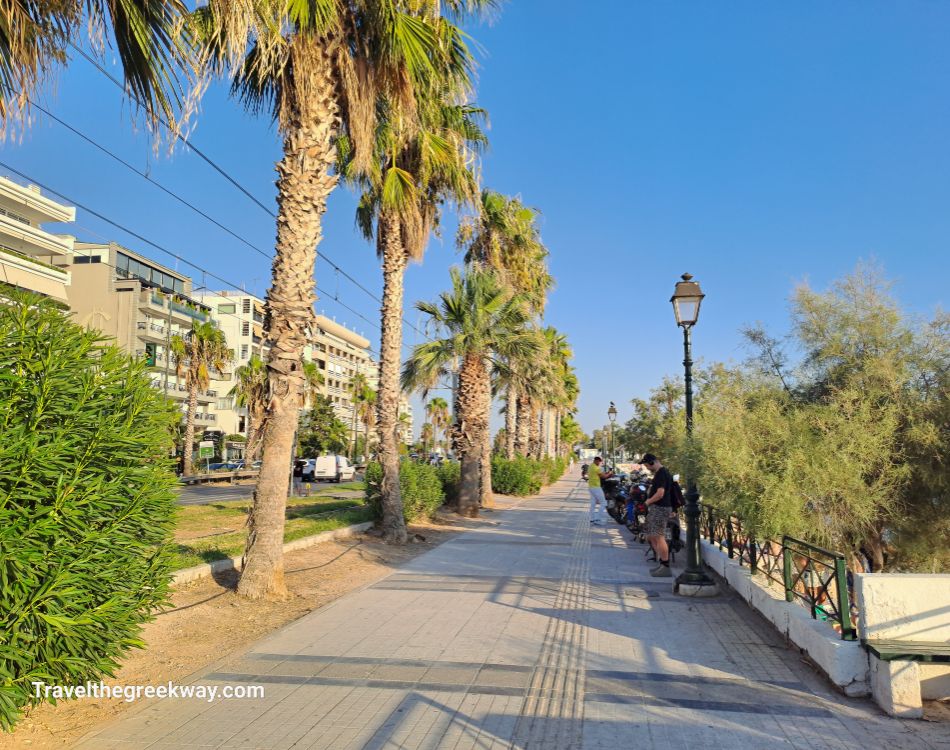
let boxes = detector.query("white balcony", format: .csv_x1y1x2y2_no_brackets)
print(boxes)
0,247,70,303
0,214,73,258
0,177,75,224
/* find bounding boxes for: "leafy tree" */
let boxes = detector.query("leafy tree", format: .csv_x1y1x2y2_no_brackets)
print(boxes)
692,264,948,572
0,292,179,729
298,395,349,456
426,397,451,453
170,320,231,476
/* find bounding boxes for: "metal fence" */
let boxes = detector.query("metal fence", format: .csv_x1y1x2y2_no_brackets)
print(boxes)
699,504,857,641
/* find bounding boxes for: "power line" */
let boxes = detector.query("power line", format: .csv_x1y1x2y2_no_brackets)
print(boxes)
0,160,391,356
68,45,432,342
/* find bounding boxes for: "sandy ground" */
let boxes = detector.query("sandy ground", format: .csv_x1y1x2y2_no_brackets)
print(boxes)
1,504,513,749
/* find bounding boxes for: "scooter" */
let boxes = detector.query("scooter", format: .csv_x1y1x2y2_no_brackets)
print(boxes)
603,475,628,524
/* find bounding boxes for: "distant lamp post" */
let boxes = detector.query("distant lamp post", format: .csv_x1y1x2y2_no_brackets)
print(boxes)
607,402,617,468
671,273,716,592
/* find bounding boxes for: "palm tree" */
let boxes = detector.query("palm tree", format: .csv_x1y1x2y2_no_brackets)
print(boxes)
193,1,477,595
348,371,369,460
426,397,451,455
170,321,231,476
403,266,538,517
420,422,435,456
358,386,377,460
0,1,193,132
349,84,487,542
459,190,550,483
230,355,269,460
301,360,325,408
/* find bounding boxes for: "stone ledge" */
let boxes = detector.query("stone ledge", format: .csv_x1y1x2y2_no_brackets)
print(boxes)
700,539,870,696
172,521,375,586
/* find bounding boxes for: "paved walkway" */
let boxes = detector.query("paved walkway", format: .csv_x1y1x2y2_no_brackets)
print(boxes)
78,470,949,749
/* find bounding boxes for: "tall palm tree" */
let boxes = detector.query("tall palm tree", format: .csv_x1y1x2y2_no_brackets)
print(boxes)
170,321,231,476
403,266,538,517
0,0,193,132
420,422,435,456
426,396,451,454
459,190,550,487
230,355,269,460
348,371,369,460
358,386,377,460
192,1,474,596
349,84,487,541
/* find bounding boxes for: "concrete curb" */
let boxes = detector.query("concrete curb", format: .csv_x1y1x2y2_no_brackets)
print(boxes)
172,521,375,586
700,539,871,696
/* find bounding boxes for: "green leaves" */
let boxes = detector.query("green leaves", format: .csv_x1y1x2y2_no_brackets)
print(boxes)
0,292,178,729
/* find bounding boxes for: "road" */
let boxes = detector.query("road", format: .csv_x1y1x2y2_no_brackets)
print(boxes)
175,482,256,506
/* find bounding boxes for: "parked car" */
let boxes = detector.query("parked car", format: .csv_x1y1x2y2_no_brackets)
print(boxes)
312,455,356,483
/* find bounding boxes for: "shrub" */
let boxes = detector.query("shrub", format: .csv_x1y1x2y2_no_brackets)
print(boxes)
364,460,446,523
491,457,542,496
435,461,460,507
0,292,179,729
491,456,568,496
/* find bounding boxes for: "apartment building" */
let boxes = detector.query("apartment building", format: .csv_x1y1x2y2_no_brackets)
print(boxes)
307,315,374,435
0,176,75,304
197,290,267,436
66,242,220,426
364,366,414,446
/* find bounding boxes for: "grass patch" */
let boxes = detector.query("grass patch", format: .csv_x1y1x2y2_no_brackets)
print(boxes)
172,496,372,571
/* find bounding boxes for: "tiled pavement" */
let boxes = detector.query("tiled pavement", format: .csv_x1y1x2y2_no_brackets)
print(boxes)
75,469,949,749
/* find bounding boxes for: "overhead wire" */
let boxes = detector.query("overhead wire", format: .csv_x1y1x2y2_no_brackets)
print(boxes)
0,160,388,356
67,44,433,343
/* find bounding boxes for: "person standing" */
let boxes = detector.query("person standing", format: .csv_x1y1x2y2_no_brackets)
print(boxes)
642,453,673,577
587,456,613,526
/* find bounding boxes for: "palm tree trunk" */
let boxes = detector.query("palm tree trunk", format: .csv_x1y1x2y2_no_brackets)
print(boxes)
376,214,409,543
504,384,517,460
528,400,541,459
238,35,338,600
554,409,561,457
480,426,493,508
456,352,489,517
515,391,531,457
183,382,198,476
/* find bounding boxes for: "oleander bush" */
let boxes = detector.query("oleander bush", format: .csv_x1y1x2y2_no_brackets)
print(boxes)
435,461,460,507
0,292,179,730
491,456,568,496
364,460,445,523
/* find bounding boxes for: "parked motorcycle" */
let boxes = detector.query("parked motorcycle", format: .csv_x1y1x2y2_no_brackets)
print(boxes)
625,483,649,542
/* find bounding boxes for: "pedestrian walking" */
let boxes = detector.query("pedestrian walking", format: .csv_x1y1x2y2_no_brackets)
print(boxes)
292,459,305,496
587,456,613,526
642,453,673,577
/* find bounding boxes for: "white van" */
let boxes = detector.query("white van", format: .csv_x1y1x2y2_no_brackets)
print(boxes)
312,455,356,483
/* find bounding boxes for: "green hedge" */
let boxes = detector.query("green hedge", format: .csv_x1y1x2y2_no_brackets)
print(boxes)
0,292,179,729
491,456,568,496
435,461,460,506
364,460,445,523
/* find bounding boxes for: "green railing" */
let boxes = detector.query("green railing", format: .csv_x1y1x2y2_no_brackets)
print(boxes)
700,504,857,641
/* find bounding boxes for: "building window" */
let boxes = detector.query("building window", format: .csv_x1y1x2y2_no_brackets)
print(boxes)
218,303,236,314
242,299,251,314
241,344,248,359
216,399,231,410
0,206,30,225
241,322,250,336
73,255,102,264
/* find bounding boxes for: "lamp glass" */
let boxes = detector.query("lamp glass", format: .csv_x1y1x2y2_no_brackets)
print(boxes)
673,296,701,326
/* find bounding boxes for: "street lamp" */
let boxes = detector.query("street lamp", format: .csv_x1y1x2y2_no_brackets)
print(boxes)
671,273,715,592
607,402,617,469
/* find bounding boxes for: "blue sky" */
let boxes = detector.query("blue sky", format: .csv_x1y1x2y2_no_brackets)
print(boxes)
3,0,948,437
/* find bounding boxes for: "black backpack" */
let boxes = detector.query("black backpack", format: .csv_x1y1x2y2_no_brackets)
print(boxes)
669,481,685,511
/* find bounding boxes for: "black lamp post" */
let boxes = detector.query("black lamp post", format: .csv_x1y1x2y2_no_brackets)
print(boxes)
607,402,617,468
671,273,715,590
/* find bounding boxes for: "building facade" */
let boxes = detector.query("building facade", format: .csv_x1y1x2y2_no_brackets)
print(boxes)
197,290,267,437
0,176,75,304
66,242,220,426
